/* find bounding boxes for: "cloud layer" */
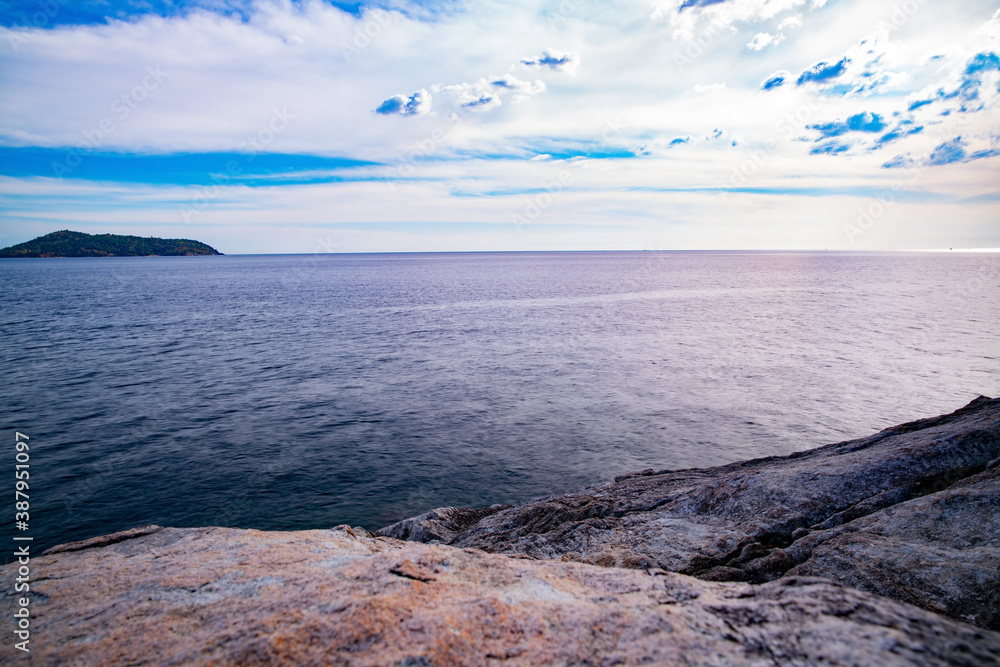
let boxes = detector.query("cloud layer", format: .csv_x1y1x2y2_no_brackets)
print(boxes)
0,0,997,252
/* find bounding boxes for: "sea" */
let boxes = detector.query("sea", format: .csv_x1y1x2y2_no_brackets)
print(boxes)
2,251,998,558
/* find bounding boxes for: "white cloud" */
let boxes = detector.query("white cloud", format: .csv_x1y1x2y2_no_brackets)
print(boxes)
490,74,546,99
430,73,546,114
435,80,502,112
520,49,581,75
693,83,726,93
747,14,801,51
747,32,781,51
778,15,803,30
375,89,432,116
655,0,825,35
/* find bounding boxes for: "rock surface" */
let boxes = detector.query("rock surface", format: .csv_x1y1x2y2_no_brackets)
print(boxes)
3,524,999,666
378,396,1000,630
377,504,512,544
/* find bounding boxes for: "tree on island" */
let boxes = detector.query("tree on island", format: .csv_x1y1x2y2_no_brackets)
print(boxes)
0,230,223,257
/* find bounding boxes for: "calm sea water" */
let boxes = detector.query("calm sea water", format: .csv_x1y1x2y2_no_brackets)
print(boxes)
1,251,998,557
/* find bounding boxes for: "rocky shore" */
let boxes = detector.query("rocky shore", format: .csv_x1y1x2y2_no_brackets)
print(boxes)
379,396,1000,632
3,397,999,665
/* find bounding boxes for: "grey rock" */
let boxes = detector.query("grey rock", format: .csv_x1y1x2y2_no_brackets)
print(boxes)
375,504,511,543
787,461,1000,629
380,396,1000,629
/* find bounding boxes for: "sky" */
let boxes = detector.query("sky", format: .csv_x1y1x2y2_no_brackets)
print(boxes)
0,0,998,253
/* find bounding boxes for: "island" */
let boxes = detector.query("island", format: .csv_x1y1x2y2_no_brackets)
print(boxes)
2,397,997,664
0,230,222,257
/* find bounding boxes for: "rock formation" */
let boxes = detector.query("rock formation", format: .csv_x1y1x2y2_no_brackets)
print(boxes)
3,397,999,664
3,525,999,665
378,396,1000,631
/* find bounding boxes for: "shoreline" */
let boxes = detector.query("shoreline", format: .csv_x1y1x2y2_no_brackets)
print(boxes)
3,397,998,663
379,395,1000,630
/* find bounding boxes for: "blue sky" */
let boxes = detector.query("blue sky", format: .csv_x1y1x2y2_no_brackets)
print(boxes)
0,0,998,253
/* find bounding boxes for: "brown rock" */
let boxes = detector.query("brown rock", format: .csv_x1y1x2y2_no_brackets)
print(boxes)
2,525,998,665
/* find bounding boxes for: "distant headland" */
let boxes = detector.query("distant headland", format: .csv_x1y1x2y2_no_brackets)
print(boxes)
0,230,222,257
